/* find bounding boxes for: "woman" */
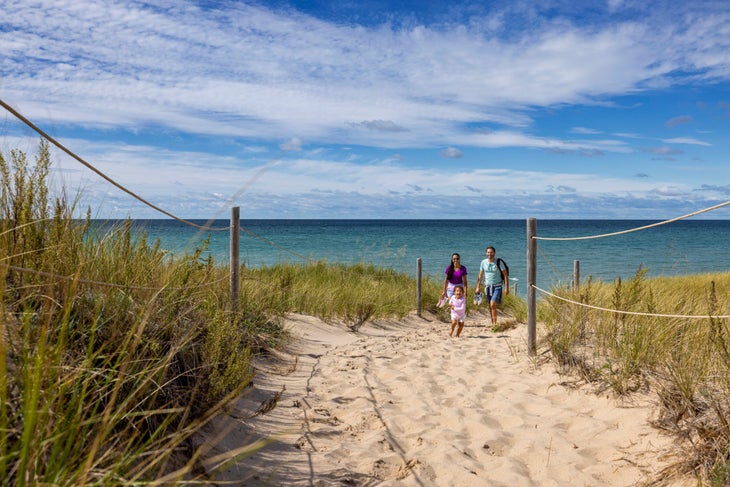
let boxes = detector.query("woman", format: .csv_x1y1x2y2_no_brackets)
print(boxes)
441,252,467,301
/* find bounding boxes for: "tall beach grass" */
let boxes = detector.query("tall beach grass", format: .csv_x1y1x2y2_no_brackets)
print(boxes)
540,266,730,484
0,140,449,485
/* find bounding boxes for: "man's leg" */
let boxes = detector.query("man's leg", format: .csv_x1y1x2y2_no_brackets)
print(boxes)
490,287,503,325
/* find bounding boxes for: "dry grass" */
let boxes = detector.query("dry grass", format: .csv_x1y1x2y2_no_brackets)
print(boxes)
0,141,428,485
540,267,730,485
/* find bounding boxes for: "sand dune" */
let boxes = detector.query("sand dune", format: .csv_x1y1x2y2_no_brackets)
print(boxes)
197,312,689,486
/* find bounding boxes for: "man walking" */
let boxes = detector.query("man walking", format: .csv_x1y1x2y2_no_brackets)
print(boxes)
474,246,509,326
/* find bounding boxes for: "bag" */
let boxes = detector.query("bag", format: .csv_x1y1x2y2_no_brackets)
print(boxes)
496,258,509,283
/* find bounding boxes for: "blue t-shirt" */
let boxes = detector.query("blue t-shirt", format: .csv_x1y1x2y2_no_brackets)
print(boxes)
480,259,502,286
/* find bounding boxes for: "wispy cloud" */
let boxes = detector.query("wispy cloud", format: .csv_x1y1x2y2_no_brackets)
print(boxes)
4,1,730,149
698,184,730,195
2,1,730,219
661,137,711,146
570,127,602,135
665,115,693,128
644,146,683,156
349,120,409,132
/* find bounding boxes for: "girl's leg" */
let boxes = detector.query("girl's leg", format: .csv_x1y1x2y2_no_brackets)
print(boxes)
456,321,464,337
450,319,456,336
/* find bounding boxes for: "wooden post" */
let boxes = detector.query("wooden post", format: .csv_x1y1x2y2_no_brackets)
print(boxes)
573,260,580,291
527,218,537,356
416,258,422,317
230,207,240,315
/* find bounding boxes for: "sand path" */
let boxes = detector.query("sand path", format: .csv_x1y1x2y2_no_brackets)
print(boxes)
197,312,686,486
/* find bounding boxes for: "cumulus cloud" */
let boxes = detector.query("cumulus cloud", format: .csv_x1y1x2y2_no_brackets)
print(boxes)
49,132,707,219
440,147,463,158
546,185,577,193
280,137,303,151
652,186,687,197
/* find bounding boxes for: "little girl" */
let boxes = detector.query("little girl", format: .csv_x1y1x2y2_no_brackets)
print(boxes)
449,285,466,337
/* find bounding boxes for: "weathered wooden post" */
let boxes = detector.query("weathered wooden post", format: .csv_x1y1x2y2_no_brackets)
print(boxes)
573,260,580,291
527,218,537,356
230,207,240,316
416,258,422,317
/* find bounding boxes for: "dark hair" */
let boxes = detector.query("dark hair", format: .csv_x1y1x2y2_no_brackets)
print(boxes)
447,253,460,280
486,245,496,252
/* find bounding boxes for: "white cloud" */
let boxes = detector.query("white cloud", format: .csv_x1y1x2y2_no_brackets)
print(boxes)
571,127,602,135
3,1,730,219
280,137,303,151
440,147,463,158
661,137,712,146
3,1,730,149
28,135,687,217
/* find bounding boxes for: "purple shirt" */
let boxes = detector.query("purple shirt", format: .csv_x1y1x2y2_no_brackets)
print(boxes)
445,265,467,285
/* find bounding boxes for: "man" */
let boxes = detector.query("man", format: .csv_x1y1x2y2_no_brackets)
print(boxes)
474,246,509,326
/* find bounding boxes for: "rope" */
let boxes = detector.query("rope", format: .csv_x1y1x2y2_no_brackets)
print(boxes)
533,284,730,319
537,244,567,282
1,98,322,262
239,227,310,262
0,98,227,232
534,200,730,241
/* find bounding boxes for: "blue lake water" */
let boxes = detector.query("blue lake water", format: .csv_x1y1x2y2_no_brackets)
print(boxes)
106,219,730,295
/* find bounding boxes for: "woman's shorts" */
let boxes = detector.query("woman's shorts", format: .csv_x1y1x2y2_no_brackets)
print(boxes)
446,282,464,297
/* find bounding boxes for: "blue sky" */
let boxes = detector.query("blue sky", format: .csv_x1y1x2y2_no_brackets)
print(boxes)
2,0,730,219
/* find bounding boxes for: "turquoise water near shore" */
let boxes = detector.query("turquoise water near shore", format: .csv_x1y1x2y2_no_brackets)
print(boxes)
108,219,730,295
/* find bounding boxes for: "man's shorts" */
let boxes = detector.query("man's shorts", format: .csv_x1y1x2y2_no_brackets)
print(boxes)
485,284,503,303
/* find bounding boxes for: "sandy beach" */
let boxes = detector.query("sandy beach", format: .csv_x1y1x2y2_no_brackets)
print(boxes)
196,311,689,486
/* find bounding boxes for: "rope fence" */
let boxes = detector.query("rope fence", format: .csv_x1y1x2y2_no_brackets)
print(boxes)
0,98,312,260
534,200,730,241
526,203,730,355
0,98,386,304
534,285,730,320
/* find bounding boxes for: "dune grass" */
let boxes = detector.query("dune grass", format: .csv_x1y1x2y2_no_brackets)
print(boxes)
0,140,445,485
539,266,730,485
